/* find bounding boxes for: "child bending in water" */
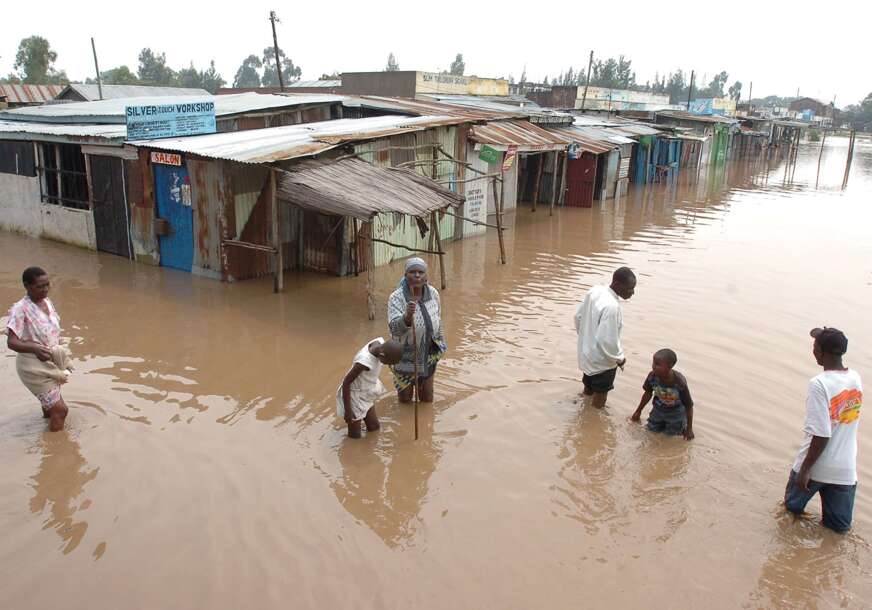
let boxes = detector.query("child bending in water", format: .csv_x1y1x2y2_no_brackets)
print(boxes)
337,337,403,438
631,348,695,440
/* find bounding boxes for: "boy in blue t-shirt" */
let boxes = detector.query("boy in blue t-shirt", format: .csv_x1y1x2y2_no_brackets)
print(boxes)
630,348,695,440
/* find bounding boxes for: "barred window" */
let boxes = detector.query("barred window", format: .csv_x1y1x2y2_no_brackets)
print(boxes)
39,143,89,210
0,140,36,177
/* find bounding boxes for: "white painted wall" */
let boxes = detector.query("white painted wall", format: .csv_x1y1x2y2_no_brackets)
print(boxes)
0,172,96,250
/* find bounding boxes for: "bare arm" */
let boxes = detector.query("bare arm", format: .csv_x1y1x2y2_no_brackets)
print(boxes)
683,405,694,440
630,390,652,421
6,329,51,361
796,436,829,490
341,363,369,424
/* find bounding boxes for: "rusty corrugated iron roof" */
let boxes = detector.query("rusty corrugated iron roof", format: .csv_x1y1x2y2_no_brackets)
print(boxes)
278,157,463,220
545,127,615,155
342,95,521,122
469,120,569,151
0,84,64,104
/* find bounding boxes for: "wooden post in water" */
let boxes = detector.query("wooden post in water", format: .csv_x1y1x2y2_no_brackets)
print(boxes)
815,129,828,188
270,170,283,293
366,224,376,320
431,210,446,290
559,151,568,206
531,153,544,212
491,176,506,264
550,152,559,216
842,130,856,189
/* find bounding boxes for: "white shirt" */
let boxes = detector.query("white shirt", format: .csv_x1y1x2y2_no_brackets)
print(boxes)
792,369,863,485
574,285,624,376
335,338,386,422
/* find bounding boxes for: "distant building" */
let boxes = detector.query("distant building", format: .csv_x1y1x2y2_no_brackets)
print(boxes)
341,71,509,98
526,86,674,112
788,97,836,126
56,84,210,102
217,80,343,95
0,84,65,108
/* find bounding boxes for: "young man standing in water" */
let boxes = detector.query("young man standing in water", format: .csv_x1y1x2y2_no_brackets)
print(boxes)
574,267,636,409
785,327,862,533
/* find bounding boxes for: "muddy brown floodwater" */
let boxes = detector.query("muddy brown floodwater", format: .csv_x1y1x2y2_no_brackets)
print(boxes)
1,136,871,609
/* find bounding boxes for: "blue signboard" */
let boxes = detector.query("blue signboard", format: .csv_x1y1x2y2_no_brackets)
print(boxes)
126,100,216,140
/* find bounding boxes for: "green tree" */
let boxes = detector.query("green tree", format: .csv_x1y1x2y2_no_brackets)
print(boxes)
201,60,226,94
385,52,399,72
233,55,262,88
700,71,729,98
11,36,68,84
261,47,301,87
177,62,204,89
449,53,465,76
728,80,743,102
666,70,687,104
137,48,177,85
85,65,140,86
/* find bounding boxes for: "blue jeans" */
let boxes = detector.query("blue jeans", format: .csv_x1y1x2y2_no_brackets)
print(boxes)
784,470,856,533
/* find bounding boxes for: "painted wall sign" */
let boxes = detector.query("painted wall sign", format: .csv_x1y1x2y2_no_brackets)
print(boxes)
150,151,182,166
126,100,216,140
479,144,500,165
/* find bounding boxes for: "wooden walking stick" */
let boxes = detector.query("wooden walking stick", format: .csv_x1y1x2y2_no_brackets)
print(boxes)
411,308,420,441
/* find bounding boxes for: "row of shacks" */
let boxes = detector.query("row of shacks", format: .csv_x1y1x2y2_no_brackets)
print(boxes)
0,91,803,314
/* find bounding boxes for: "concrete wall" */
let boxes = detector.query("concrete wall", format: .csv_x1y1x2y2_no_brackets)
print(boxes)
341,72,417,97
0,172,96,249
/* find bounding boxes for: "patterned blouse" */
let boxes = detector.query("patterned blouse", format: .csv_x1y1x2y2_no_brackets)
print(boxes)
6,296,61,348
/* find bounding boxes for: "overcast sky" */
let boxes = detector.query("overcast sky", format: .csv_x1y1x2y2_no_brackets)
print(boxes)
3,1,867,106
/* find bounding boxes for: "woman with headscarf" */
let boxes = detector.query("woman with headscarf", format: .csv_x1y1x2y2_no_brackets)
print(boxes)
387,257,446,403
5,267,71,431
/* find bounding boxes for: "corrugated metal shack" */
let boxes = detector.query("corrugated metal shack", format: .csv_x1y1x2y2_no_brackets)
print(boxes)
126,114,476,281
0,93,344,262
0,84,65,108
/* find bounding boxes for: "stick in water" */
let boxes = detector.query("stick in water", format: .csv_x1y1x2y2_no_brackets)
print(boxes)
411,305,420,441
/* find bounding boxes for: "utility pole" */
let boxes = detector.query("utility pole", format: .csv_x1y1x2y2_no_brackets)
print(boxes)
269,11,285,92
91,37,103,100
747,81,753,114
580,50,594,113
686,70,694,111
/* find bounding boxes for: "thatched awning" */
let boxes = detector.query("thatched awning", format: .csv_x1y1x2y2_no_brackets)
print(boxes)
276,157,464,221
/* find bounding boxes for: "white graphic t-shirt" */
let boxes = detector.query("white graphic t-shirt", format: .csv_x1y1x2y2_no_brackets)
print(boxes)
792,369,863,485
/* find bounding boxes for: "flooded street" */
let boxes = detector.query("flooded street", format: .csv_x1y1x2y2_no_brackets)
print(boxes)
2,136,871,609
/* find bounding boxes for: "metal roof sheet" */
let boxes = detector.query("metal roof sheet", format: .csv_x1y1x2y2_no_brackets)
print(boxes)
545,127,616,155
0,120,126,142
0,92,343,124
424,94,574,124
469,120,569,151
342,95,521,121
127,115,464,164
277,157,463,221
656,110,738,124
285,80,341,88
0,84,64,104
59,84,210,101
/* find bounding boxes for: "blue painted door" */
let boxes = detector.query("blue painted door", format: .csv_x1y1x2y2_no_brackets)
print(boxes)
154,162,193,272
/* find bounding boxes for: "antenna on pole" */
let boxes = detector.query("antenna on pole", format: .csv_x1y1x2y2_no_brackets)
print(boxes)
91,37,103,100
269,11,285,92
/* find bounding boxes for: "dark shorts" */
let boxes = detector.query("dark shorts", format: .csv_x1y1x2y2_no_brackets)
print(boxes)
784,470,856,533
647,404,686,435
582,367,618,394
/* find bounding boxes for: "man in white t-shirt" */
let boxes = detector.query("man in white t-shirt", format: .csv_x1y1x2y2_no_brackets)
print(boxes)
574,267,636,409
785,327,862,532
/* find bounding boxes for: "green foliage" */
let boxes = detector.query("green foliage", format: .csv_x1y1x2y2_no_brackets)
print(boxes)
10,35,68,84
137,48,177,85
233,55,262,88
385,53,399,72
201,60,226,94
728,80,743,102
449,53,465,76
261,47,301,87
